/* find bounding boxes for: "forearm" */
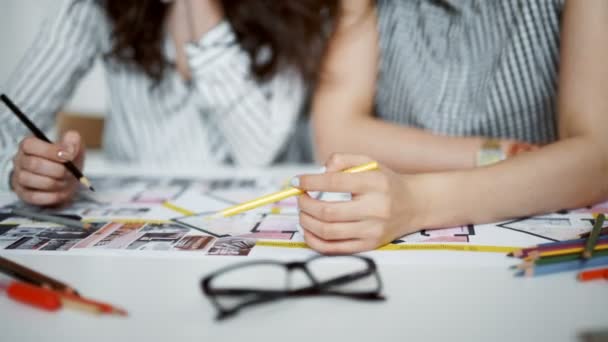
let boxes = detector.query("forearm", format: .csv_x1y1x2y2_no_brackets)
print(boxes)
187,23,305,165
413,137,608,230
205,70,305,166
315,116,482,173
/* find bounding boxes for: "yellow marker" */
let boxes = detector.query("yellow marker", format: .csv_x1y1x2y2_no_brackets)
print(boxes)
213,161,379,218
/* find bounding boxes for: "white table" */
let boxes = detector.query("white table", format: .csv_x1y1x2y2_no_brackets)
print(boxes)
0,153,607,342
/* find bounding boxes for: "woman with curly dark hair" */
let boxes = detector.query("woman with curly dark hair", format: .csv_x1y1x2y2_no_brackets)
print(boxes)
0,0,336,206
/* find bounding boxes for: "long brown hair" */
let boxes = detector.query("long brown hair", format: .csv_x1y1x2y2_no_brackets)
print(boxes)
99,0,337,85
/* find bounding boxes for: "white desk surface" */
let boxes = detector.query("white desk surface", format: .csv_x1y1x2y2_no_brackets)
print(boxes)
0,152,607,342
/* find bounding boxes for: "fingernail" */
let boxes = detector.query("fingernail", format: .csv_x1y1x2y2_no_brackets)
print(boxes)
290,177,300,188
318,166,326,174
57,150,72,161
60,143,75,155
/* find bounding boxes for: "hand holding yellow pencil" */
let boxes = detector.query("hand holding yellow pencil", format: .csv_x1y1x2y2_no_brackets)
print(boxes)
212,161,379,218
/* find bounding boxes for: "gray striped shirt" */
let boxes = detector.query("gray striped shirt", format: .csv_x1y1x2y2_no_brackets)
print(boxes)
0,0,305,191
375,0,563,143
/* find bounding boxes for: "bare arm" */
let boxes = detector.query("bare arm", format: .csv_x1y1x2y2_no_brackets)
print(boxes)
296,0,608,254
413,0,608,229
311,0,488,173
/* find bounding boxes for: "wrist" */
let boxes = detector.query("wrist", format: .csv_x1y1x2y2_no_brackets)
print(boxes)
476,138,506,167
400,173,435,232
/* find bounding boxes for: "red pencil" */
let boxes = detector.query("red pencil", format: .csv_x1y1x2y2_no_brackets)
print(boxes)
4,281,62,312
578,268,608,282
2,281,127,316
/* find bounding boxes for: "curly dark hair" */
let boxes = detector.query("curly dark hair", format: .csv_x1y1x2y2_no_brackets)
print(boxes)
99,0,337,85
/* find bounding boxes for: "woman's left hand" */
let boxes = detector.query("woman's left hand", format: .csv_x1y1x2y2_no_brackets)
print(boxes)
294,153,424,254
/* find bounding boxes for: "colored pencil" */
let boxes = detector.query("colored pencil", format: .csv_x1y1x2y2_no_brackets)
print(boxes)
511,236,608,259
516,249,608,270
60,291,128,316
578,267,608,282
517,255,608,277
583,214,605,259
10,208,91,230
212,161,379,218
3,281,127,316
527,244,608,259
0,94,94,192
0,255,78,294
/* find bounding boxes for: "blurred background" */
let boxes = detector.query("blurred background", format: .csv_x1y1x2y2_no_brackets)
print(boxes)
0,0,107,117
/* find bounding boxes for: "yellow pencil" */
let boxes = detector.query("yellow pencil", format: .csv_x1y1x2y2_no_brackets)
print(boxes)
213,161,379,218
527,244,608,259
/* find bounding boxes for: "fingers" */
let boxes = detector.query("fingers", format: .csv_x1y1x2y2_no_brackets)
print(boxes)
61,130,82,160
17,153,68,179
20,136,75,163
298,193,370,222
296,171,387,193
12,167,68,191
324,153,376,172
299,211,373,240
12,181,75,206
302,229,373,255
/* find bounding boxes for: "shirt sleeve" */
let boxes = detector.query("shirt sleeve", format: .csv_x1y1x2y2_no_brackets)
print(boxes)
0,0,102,191
185,21,306,167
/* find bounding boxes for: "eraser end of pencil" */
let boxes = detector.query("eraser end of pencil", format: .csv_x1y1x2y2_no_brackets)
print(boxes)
582,251,592,259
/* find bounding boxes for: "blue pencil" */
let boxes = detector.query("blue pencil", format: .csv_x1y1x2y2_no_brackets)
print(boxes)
515,255,608,277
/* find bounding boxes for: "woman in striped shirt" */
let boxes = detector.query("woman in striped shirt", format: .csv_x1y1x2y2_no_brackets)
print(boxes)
294,0,608,254
1,0,336,205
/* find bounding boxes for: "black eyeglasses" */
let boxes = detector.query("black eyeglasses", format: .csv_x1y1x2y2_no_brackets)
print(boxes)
201,255,386,320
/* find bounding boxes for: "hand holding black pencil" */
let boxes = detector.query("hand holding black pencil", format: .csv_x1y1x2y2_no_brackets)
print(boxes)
0,94,94,192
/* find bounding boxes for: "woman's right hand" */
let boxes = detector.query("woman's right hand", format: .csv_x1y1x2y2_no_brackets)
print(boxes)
10,130,85,206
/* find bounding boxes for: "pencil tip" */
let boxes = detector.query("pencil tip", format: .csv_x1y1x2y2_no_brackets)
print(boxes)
79,177,95,191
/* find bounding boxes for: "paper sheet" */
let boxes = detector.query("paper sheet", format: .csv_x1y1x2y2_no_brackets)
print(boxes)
0,175,604,261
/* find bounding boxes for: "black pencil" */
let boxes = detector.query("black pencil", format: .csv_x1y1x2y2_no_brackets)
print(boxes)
0,255,78,295
0,94,94,191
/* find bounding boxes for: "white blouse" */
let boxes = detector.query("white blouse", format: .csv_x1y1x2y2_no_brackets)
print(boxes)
0,0,305,191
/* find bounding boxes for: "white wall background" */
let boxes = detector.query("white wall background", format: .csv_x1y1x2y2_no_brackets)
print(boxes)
0,0,107,116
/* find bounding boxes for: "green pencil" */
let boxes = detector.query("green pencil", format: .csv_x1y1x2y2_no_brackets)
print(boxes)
536,249,608,266
583,214,606,259
515,249,608,270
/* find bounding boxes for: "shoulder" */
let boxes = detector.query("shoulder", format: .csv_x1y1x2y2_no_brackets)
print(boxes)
46,0,110,40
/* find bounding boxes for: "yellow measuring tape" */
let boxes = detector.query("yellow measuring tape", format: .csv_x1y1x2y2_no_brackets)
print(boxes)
255,240,518,253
